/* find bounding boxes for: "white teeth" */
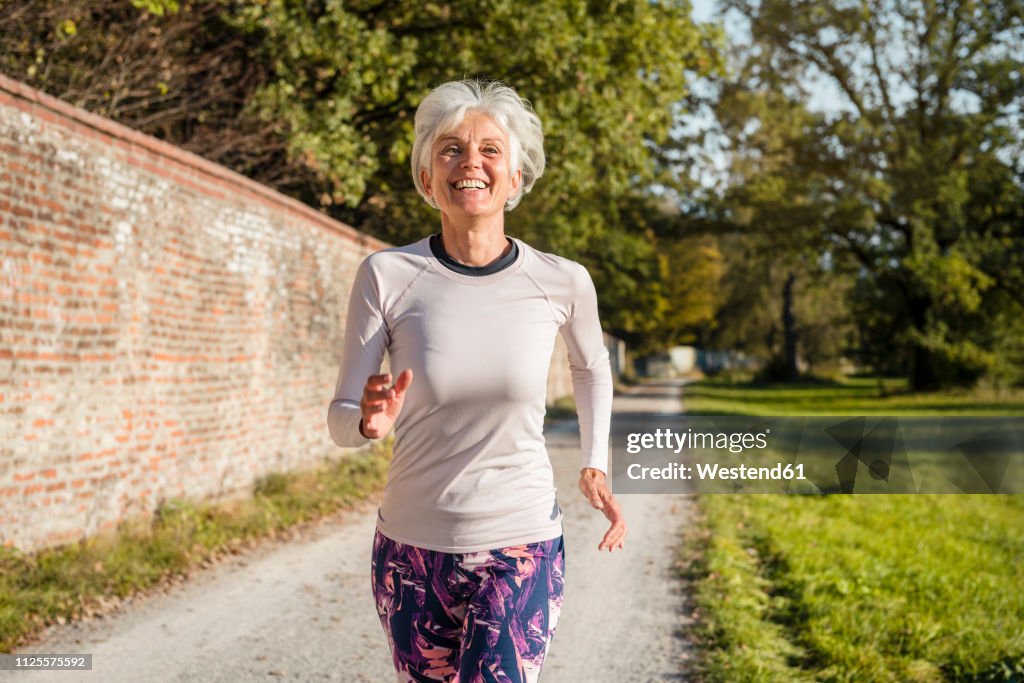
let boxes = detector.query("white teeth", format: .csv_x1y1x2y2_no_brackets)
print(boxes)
454,179,487,189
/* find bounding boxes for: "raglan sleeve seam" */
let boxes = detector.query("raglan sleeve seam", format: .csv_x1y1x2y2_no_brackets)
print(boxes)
327,256,389,448
557,261,613,474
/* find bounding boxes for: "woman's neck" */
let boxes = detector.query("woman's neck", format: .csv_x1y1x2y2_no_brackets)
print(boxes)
438,214,511,267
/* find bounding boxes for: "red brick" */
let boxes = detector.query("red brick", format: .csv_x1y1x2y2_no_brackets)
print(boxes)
0,74,398,554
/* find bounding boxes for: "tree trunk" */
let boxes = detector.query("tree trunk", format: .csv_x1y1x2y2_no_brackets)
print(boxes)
782,271,799,381
909,295,941,391
911,344,942,391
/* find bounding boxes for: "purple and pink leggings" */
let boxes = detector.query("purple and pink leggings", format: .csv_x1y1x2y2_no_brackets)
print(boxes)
370,528,566,683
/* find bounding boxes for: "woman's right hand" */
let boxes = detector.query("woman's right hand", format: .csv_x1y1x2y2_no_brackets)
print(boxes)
359,370,414,439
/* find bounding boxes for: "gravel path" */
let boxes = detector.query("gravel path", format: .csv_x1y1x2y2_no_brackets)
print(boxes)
5,381,697,682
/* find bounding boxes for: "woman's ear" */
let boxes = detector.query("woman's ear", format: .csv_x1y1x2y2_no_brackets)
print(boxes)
420,169,432,197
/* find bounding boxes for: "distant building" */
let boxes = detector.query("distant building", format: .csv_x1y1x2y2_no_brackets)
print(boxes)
634,346,761,377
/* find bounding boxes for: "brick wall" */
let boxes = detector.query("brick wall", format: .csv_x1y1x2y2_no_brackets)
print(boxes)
0,74,578,553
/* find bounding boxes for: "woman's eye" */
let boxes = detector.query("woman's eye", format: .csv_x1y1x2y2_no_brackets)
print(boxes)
484,146,500,154
442,145,460,155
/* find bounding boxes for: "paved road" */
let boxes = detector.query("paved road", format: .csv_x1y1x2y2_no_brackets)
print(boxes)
5,381,697,682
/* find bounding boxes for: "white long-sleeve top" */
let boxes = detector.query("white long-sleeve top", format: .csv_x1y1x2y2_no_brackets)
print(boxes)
327,235,613,552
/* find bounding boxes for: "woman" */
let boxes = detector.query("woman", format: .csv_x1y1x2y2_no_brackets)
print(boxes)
328,79,626,683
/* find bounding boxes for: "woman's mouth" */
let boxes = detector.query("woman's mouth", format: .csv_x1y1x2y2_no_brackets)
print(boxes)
452,179,489,192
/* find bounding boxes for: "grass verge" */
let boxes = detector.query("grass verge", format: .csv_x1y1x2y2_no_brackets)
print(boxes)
684,494,1024,682
0,440,391,653
545,394,578,423
684,377,1024,416
680,377,1024,682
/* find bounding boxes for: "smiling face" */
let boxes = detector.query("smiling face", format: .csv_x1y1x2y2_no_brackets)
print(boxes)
420,110,522,223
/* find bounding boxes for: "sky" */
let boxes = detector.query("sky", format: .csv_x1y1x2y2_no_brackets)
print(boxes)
690,0,718,24
689,0,854,114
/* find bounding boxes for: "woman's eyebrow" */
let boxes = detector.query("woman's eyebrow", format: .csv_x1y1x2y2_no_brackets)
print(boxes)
436,136,504,145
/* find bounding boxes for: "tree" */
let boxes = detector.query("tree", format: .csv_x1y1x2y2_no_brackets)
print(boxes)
583,195,725,354
715,0,1024,388
691,63,855,380
1,0,727,352
696,229,855,379
0,1,313,187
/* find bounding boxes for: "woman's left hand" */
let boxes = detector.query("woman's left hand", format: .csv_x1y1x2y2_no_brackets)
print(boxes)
578,468,627,552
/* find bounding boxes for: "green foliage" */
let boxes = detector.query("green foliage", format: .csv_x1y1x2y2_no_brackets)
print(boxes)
221,0,725,343
129,0,180,15
700,54,859,377
699,232,855,379
0,0,727,353
711,0,1024,389
219,0,419,207
576,197,726,352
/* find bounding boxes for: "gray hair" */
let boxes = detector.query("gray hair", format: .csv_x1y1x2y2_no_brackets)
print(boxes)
411,80,545,211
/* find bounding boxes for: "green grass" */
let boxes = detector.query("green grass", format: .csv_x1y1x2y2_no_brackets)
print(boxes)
0,441,391,652
685,377,1024,416
680,377,1024,682
545,394,578,423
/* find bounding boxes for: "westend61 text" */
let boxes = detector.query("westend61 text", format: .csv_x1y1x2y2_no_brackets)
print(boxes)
626,462,806,481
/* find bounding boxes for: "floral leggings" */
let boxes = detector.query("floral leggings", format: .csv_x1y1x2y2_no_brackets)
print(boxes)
370,528,566,683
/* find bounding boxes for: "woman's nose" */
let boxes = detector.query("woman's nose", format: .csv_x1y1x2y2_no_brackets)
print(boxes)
460,148,482,168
